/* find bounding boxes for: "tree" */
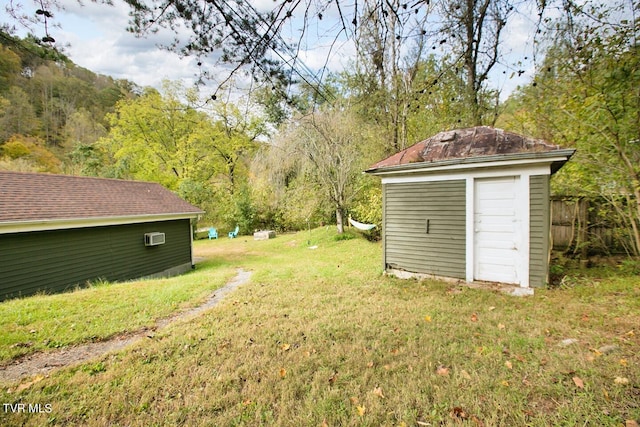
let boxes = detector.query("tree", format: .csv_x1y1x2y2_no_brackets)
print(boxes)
439,0,512,125
348,0,431,152
0,44,21,92
0,87,39,142
339,0,517,153
499,0,640,255
100,83,217,186
263,108,382,233
99,80,265,228
209,101,265,194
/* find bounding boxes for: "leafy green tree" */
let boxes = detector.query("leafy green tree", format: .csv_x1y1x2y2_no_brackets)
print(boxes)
209,101,264,194
100,81,264,229
100,83,218,188
499,0,640,255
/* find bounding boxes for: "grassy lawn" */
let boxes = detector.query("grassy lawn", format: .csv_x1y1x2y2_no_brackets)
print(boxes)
0,255,238,363
1,228,639,426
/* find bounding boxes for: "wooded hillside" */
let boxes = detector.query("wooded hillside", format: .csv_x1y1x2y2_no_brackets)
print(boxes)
0,32,139,173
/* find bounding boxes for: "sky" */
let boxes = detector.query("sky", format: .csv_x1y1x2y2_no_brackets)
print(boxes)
30,0,357,95
3,0,540,100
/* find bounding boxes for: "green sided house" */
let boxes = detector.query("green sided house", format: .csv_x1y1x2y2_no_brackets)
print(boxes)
365,126,575,294
0,171,204,301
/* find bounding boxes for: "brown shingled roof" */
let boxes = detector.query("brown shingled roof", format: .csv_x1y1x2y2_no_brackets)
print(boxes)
0,171,203,224
367,126,574,172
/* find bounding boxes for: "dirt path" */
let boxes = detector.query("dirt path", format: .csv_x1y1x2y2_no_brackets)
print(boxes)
0,269,252,384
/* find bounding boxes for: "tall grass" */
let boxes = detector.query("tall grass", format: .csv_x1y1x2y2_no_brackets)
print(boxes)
1,228,638,426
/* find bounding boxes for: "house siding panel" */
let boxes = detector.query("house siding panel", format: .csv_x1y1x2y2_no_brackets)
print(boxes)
0,219,192,301
384,180,466,278
529,175,550,287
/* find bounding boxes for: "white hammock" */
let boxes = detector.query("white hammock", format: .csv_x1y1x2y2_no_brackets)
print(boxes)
348,217,377,231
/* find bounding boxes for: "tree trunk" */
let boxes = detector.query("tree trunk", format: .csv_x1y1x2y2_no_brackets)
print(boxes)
336,207,344,234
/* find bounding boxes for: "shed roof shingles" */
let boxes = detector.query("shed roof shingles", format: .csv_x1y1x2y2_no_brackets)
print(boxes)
0,171,203,223
367,126,572,171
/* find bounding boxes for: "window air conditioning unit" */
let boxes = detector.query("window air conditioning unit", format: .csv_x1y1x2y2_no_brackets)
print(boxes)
144,232,165,246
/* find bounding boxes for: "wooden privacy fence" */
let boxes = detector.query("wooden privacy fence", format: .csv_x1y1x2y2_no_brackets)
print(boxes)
551,196,630,256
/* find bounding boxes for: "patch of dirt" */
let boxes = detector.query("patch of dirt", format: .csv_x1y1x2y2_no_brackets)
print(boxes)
0,269,252,385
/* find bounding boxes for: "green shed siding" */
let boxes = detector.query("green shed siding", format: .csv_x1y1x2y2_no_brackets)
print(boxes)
384,180,466,278
0,219,193,301
529,175,550,287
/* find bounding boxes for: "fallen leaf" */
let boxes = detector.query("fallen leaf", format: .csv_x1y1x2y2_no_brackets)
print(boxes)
281,343,291,351
515,354,526,362
500,380,510,387
357,405,366,416
591,349,603,358
390,348,399,355
497,323,506,330
242,399,252,406
450,406,468,420
620,359,628,366
625,330,635,337
488,306,496,311
505,361,513,370
320,419,329,427
349,396,359,405
279,368,287,378
366,361,374,368
424,315,432,322
471,313,479,322
460,369,472,380
602,388,610,401
471,415,485,426
373,386,385,398
581,313,589,322
626,420,639,427
572,376,584,389
328,371,338,385
436,365,450,376
614,377,630,385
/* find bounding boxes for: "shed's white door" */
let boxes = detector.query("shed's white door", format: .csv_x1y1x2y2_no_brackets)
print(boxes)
474,176,521,284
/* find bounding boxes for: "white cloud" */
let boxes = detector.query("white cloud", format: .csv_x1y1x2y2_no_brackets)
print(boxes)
54,2,200,90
